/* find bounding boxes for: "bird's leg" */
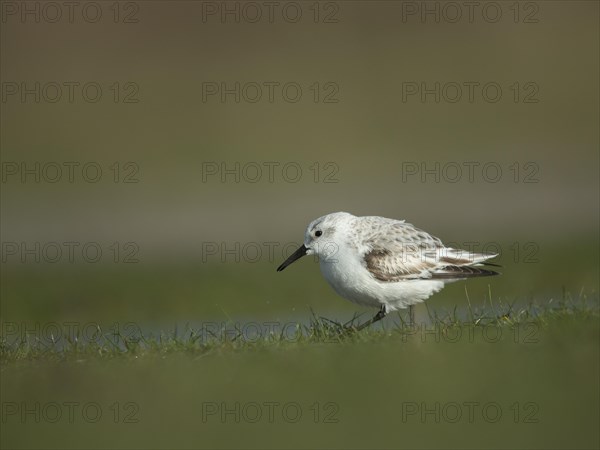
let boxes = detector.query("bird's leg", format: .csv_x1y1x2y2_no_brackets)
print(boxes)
351,305,387,332
408,305,415,327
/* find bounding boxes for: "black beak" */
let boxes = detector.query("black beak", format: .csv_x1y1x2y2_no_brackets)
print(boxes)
276,244,307,272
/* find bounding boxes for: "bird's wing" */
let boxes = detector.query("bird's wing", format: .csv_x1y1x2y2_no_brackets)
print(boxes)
355,219,498,281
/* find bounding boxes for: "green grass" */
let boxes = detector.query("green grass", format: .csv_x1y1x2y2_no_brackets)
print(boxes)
1,297,598,450
2,294,597,365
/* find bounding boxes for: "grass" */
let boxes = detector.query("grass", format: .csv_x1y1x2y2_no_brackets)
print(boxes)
2,294,598,449
2,292,597,365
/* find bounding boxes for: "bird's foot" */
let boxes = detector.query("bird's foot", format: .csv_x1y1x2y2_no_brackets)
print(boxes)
408,305,415,328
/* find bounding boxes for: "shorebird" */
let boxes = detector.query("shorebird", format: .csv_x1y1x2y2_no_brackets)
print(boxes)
277,212,499,330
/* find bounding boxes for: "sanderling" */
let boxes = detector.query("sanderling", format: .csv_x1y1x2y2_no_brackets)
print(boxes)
277,212,499,330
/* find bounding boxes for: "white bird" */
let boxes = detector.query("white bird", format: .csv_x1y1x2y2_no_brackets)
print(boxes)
277,212,499,330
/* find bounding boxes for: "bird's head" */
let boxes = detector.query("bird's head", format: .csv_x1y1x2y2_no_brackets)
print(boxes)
276,212,353,271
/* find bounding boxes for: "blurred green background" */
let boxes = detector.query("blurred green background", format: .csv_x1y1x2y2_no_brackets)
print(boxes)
1,1,598,449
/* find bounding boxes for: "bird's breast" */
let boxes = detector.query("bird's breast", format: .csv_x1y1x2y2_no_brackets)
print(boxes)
318,251,372,302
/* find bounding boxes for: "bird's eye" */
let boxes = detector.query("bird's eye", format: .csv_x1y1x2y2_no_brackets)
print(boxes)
315,230,323,237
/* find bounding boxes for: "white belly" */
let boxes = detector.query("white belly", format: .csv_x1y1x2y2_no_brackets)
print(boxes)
319,251,445,311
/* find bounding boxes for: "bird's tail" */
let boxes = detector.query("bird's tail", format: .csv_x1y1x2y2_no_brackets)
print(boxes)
431,248,501,279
